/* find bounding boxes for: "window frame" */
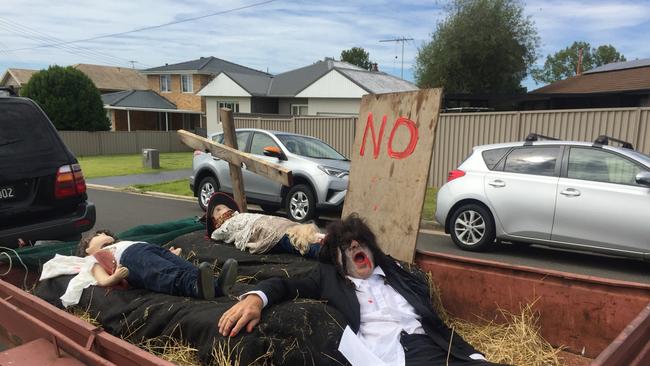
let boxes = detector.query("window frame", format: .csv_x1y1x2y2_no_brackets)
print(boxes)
160,75,171,93
560,145,649,187
217,101,240,113
291,104,308,116
500,145,563,177
181,74,193,93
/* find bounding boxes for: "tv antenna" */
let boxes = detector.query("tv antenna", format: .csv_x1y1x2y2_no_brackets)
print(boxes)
379,37,413,79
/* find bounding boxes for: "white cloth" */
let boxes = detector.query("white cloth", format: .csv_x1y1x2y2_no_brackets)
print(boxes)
39,241,139,308
40,254,98,308
212,212,270,252
104,240,138,265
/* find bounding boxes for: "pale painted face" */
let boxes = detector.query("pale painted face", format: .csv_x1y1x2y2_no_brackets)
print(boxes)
85,233,116,255
340,240,375,279
212,204,232,222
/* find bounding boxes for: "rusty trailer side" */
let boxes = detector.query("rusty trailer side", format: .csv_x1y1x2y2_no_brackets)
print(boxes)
414,250,650,362
0,278,173,366
591,302,650,365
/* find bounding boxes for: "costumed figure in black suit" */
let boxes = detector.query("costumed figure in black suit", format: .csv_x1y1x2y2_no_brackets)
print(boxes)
218,214,507,366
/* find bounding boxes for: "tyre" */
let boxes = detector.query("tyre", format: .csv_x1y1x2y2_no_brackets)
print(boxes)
197,176,218,211
448,203,495,251
260,204,279,214
285,184,316,223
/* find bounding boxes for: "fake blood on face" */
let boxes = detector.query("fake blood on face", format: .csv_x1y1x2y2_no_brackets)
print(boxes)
354,252,371,268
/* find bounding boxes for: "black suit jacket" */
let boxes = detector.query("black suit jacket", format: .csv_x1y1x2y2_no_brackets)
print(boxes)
255,259,480,361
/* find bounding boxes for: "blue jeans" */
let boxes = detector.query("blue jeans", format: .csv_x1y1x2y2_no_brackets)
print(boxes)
268,234,321,259
120,243,224,298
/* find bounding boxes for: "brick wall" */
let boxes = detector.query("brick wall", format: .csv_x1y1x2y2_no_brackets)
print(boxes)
146,74,213,114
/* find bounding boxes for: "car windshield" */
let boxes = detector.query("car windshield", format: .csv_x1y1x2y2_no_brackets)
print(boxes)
276,134,347,160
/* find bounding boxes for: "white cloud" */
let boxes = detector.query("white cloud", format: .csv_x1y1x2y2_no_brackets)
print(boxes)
2,0,649,87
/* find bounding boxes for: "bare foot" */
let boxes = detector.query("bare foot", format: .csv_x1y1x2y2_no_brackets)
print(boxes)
169,247,182,256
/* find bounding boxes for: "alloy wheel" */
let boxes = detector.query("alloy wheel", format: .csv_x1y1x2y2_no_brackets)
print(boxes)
200,182,215,207
453,210,486,246
289,191,309,220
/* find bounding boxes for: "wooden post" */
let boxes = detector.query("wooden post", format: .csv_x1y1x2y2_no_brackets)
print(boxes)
220,108,247,212
177,130,292,186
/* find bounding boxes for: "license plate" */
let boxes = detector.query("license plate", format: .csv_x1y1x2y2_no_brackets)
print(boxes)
0,186,16,200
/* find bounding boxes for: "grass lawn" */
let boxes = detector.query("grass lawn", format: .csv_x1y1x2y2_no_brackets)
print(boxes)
78,152,193,179
422,187,438,221
133,179,193,197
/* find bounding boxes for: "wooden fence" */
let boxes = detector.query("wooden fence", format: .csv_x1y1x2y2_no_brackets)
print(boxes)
59,108,650,188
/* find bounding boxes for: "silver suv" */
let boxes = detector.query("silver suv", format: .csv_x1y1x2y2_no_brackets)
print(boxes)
190,128,350,222
435,134,650,260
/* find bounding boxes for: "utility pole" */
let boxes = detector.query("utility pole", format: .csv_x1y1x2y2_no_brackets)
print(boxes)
379,37,413,79
128,60,137,69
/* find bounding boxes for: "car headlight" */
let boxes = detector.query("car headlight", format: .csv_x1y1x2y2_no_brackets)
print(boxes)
318,165,349,178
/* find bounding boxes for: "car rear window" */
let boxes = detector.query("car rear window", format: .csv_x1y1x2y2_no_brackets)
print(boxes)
503,146,560,176
481,147,510,170
0,99,70,182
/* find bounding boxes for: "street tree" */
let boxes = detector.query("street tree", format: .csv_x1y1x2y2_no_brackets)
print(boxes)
532,42,626,84
415,0,539,94
21,65,110,131
341,47,372,70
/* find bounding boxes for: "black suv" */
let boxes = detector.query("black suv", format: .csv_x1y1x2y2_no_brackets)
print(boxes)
0,91,95,247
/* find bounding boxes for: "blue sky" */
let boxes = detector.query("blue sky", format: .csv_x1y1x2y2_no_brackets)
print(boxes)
2,0,649,91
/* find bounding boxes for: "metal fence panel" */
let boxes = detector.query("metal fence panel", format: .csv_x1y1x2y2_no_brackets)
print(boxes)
59,108,650,187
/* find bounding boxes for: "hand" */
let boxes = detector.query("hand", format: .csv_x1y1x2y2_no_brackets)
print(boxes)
113,266,129,280
169,246,182,256
218,295,263,337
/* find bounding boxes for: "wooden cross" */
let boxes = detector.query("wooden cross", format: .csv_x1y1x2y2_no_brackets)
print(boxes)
177,108,293,212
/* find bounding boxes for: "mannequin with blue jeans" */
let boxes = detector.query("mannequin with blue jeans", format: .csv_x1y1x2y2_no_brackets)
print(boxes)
80,230,238,300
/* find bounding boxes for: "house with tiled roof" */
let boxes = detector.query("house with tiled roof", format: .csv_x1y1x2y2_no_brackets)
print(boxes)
198,57,418,134
0,64,147,95
523,58,650,110
0,68,38,94
138,56,272,129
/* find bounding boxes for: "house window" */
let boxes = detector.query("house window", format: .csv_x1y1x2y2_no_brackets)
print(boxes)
181,74,193,93
217,101,240,113
160,75,171,92
291,104,308,116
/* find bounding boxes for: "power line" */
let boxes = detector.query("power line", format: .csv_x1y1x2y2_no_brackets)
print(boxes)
5,0,277,53
0,18,144,67
379,37,414,79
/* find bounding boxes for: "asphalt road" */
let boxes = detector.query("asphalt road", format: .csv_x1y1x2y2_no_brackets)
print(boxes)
87,188,650,284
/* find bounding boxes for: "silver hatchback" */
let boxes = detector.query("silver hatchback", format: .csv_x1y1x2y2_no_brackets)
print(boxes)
435,134,650,260
190,128,350,222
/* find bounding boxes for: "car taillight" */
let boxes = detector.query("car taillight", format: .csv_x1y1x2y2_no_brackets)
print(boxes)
447,169,466,182
55,164,86,199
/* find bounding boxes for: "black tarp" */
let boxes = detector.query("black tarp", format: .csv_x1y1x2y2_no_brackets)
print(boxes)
35,231,350,365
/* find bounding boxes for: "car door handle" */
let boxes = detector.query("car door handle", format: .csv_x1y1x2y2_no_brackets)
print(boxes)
560,188,581,197
488,180,506,188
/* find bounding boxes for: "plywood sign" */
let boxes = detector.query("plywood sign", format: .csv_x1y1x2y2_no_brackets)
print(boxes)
342,89,442,263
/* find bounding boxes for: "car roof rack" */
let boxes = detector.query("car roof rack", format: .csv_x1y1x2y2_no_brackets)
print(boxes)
524,133,559,146
593,135,634,150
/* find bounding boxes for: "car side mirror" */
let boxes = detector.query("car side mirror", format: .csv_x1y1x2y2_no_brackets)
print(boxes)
636,171,650,187
263,146,286,160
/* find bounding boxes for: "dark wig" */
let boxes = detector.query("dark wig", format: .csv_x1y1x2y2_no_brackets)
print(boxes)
319,213,392,279
76,229,117,257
